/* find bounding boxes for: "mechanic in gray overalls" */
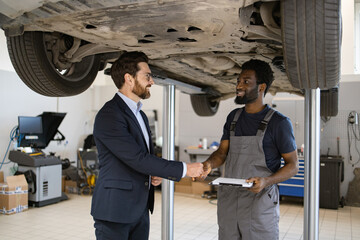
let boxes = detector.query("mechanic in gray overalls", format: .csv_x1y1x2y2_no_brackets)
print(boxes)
199,60,298,240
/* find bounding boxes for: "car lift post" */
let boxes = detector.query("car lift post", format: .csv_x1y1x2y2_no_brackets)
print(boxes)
304,88,320,240
161,84,176,240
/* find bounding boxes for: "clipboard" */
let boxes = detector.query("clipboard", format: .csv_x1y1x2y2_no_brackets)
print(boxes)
209,177,253,188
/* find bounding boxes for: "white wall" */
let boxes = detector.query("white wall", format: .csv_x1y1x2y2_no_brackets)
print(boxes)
341,0,355,74
0,33,14,72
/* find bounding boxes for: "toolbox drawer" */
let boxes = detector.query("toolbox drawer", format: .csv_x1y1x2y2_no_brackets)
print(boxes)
278,158,304,197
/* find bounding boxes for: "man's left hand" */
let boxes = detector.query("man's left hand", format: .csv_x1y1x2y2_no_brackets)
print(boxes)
246,177,267,193
151,176,162,186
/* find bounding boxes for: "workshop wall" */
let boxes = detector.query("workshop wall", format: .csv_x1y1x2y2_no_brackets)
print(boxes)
0,69,95,178
320,81,360,198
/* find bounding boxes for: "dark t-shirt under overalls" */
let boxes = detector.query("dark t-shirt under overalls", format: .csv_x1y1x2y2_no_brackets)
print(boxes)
221,105,297,173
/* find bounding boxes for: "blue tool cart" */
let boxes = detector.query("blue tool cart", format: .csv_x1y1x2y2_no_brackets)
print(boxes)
278,157,304,197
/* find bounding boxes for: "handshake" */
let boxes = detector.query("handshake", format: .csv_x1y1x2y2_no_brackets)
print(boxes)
185,162,205,178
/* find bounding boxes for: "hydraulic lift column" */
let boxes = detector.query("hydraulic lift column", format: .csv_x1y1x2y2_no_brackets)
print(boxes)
304,89,321,240
153,72,204,240
161,84,176,240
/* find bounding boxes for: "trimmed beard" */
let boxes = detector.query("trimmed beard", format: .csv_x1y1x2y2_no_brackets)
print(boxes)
133,79,151,99
234,86,258,104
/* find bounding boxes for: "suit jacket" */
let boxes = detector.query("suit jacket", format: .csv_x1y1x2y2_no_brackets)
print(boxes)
91,94,183,223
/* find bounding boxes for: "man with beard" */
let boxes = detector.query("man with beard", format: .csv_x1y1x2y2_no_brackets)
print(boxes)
198,59,298,240
91,51,203,240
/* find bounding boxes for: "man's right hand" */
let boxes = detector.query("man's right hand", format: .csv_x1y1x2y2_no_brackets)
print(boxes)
186,162,203,177
196,161,212,181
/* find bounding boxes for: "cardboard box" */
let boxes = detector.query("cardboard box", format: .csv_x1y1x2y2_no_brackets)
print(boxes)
0,175,28,215
65,180,78,194
0,171,4,183
176,177,192,186
175,184,193,194
174,177,193,194
192,181,211,195
175,178,213,196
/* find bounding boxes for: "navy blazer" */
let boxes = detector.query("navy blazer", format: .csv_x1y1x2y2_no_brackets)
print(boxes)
91,94,183,223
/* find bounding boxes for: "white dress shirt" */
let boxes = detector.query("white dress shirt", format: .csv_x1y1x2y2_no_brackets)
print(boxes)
117,92,186,178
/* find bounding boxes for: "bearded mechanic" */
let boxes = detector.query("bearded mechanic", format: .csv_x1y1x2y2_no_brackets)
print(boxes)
199,59,299,240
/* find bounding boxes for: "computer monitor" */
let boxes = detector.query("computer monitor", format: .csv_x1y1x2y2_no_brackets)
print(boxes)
18,116,43,134
18,112,66,149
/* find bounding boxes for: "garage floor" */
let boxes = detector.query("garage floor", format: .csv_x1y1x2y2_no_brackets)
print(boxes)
1,191,360,240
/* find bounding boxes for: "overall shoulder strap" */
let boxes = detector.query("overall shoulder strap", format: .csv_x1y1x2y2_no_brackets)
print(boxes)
256,108,276,136
230,108,243,136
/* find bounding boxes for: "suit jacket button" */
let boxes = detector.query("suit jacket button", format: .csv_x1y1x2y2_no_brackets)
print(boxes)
145,182,149,186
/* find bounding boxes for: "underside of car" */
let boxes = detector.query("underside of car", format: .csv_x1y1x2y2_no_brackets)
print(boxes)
0,0,341,116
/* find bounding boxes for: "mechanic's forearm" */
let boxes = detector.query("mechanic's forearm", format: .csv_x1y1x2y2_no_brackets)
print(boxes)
204,150,226,169
263,161,299,187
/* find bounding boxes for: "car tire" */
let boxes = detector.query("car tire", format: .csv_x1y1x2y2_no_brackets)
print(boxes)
281,0,341,89
190,95,220,116
7,32,101,96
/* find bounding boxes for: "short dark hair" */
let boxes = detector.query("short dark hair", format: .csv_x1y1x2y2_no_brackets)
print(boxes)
241,59,274,95
111,51,149,89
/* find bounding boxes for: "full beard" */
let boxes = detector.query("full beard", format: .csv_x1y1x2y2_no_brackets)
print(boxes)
234,87,258,104
133,80,151,99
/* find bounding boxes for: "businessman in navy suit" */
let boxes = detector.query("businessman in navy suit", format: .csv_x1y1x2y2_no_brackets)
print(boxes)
91,51,203,240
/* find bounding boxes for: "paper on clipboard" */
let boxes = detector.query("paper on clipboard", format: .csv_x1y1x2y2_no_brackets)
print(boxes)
210,177,253,188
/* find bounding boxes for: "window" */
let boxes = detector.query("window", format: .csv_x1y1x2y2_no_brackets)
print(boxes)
355,1,360,73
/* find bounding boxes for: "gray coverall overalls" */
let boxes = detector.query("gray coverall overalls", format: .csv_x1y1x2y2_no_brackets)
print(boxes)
217,108,279,240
